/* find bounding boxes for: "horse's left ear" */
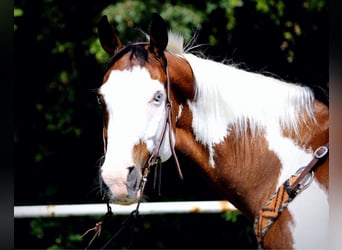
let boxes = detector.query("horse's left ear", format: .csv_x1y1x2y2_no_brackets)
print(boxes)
149,13,168,56
98,15,123,56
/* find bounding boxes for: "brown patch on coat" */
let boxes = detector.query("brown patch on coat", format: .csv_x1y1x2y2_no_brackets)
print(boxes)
132,141,150,170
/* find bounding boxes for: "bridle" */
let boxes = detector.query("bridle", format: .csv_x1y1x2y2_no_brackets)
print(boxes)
92,44,184,249
100,42,183,205
137,64,184,206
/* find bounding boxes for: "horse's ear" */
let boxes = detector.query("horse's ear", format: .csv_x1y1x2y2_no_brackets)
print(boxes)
149,13,168,56
97,15,123,56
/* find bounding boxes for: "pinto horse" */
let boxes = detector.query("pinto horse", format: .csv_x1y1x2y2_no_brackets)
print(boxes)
96,14,329,249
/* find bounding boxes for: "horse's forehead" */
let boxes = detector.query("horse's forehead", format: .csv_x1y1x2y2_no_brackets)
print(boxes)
100,67,165,102
103,48,167,84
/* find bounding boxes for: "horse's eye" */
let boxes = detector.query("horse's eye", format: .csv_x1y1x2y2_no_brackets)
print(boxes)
153,91,163,103
97,94,103,105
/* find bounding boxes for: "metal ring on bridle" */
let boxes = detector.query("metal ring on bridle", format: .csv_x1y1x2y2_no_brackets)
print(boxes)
294,166,314,191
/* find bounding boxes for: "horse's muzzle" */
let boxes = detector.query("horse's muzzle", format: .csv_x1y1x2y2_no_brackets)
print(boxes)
100,165,142,205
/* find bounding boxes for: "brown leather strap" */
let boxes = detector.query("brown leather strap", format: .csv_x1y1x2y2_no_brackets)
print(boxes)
288,144,329,193
165,66,183,180
142,65,183,181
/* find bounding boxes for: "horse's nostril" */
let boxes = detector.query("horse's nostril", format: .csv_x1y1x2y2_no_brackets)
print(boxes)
127,166,139,190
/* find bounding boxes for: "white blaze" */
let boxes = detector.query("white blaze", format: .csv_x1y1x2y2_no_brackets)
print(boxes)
99,66,173,200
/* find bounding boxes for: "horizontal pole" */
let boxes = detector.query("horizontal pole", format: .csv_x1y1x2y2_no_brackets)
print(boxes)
14,201,237,218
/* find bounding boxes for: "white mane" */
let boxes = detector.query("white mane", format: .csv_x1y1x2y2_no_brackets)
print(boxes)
188,52,315,139
166,32,315,143
166,31,185,54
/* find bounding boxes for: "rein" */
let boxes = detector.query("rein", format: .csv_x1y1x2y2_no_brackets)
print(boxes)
254,144,329,248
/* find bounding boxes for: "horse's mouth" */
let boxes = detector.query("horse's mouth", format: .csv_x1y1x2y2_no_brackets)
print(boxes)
101,179,142,205
109,188,142,205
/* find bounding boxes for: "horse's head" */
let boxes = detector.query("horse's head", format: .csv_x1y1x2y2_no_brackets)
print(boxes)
97,14,177,204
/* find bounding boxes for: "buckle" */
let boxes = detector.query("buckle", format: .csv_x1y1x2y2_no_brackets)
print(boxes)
294,167,314,191
314,145,329,159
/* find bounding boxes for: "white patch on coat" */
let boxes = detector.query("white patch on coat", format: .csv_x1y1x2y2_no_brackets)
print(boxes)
288,179,328,249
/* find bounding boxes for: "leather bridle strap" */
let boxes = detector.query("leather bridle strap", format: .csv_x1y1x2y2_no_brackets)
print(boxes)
165,65,183,180
139,65,183,192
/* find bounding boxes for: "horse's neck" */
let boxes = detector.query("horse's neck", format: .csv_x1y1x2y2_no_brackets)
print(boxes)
172,53,324,220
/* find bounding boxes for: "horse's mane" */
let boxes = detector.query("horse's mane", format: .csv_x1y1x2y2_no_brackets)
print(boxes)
166,31,185,54
166,31,316,139
166,31,207,58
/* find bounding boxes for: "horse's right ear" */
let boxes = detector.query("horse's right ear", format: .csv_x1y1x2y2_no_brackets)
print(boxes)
97,15,123,56
149,13,168,57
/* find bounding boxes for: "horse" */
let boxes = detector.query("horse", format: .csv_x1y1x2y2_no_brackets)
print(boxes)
96,14,329,249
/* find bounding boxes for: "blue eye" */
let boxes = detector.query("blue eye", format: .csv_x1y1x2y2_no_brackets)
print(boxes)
153,91,163,103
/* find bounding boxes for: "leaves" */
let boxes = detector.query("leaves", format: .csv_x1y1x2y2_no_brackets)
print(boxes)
222,211,241,223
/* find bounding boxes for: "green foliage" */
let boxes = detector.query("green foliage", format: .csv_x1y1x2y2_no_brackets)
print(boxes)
14,8,23,31
207,0,244,31
222,210,241,223
95,0,205,59
160,4,205,41
29,217,91,249
89,38,109,64
253,0,327,62
254,0,285,25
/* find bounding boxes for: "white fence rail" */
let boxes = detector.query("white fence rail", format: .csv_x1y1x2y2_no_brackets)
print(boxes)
14,201,237,218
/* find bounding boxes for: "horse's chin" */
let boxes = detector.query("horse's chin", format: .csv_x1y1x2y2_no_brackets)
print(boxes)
109,189,142,205
112,198,138,205
111,200,137,205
